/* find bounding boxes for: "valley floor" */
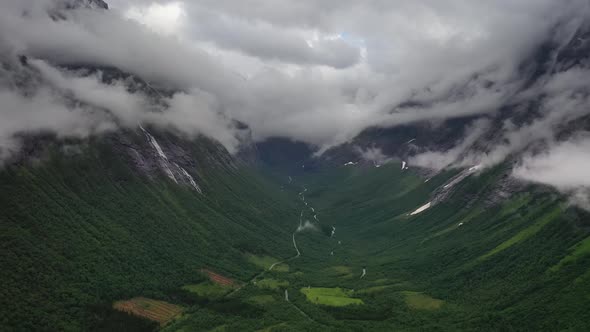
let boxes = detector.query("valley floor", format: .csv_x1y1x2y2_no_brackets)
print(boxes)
163,164,590,331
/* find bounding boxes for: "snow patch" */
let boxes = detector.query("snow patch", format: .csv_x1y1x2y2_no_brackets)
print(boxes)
330,226,336,237
344,161,357,166
442,164,481,189
401,161,407,170
410,202,431,215
360,268,366,279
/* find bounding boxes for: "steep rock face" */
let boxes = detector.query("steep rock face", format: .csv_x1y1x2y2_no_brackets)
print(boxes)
322,116,478,167
1,50,238,194
47,0,109,21
8,128,229,195
315,21,590,172
60,0,109,10
116,127,209,194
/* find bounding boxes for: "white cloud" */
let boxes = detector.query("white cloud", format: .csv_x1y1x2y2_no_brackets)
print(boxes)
30,59,148,126
355,146,390,165
124,2,187,37
0,0,589,159
513,136,590,210
514,137,590,190
410,119,490,170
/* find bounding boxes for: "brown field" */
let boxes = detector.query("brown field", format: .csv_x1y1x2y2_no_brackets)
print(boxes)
201,268,237,287
113,297,183,326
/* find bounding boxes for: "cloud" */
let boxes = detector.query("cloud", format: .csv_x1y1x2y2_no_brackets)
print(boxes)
100,0,590,149
355,146,390,166
513,136,590,209
144,91,240,153
0,86,116,162
1,0,590,160
30,59,149,126
459,66,590,168
124,1,187,37
180,5,361,69
34,59,240,152
296,220,318,233
410,119,490,170
514,136,590,189
0,53,240,158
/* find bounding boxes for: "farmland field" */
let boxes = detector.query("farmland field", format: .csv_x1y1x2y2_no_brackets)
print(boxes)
201,269,239,287
402,292,444,310
246,254,279,270
255,278,289,290
300,287,364,307
113,297,183,326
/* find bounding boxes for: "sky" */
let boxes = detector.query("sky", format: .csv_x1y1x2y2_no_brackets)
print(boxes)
1,0,590,203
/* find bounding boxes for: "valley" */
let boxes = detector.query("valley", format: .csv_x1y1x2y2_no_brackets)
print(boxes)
3,141,590,331
1,1,590,330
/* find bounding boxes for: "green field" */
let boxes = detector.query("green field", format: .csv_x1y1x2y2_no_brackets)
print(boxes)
255,278,289,290
402,291,444,310
246,254,279,270
300,287,364,307
246,254,290,272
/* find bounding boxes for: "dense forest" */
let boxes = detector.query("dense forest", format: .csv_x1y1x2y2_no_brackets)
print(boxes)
2,137,590,331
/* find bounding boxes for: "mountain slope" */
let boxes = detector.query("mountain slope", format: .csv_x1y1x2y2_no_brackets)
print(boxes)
2,1,590,331
0,132,299,331
3,130,590,331
258,164,590,331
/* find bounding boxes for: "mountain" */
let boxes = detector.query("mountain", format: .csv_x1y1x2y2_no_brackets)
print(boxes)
260,20,590,173
2,1,590,331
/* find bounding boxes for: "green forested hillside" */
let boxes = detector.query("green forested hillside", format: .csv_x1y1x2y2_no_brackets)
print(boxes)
0,138,298,331
273,164,590,331
2,141,590,331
